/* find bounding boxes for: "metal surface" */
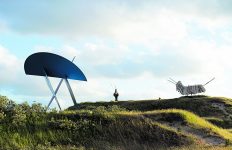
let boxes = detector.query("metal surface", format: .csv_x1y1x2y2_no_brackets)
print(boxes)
24,52,87,110
24,52,87,81
176,81,206,96
169,78,215,96
44,69,62,110
204,77,215,86
47,79,63,110
46,56,77,109
65,78,77,106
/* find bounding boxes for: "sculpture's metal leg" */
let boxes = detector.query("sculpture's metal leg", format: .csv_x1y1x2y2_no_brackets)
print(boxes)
44,74,62,110
64,78,77,106
44,57,76,110
47,79,63,109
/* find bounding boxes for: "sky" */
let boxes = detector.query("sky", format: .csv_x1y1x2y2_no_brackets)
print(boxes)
0,0,232,109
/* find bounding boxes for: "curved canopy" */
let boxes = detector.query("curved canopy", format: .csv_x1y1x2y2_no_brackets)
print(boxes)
24,52,87,81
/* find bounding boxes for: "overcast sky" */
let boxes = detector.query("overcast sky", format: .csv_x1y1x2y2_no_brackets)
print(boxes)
0,0,231,109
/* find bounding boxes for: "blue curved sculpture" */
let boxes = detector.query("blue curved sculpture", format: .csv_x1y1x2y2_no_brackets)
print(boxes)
24,52,87,110
24,52,87,81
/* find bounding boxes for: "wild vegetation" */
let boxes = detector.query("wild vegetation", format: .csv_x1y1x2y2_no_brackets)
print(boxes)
71,95,232,128
0,95,232,149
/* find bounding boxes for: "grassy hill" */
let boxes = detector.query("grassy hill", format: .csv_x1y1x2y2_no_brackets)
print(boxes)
0,95,232,149
69,95,232,128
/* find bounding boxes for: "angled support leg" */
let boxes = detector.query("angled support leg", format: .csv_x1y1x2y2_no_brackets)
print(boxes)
47,79,63,109
45,56,77,110
44,69,62,110
64,78,77,106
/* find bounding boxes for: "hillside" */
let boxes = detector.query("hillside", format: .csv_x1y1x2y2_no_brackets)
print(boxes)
0,95,232,149
69,95,232,129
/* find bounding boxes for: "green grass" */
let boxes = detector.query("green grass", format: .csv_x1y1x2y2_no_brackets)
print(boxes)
112,109,232,143
1,95,232,149
148,109,232,141
69,96,228,115
69,96,232,128
0,112,196,149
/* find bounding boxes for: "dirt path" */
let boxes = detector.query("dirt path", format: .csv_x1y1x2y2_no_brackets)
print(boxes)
168,122,225,146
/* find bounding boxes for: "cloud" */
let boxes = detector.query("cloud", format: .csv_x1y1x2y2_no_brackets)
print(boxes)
0,45,54,99
1,0,232,109
31,32,232,80
0,0,231,40
0,1,125,38
0,45,20,83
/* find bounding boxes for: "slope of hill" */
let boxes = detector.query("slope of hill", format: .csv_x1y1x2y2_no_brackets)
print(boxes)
124,109,232,145
0,95,232,149
69,95,232,128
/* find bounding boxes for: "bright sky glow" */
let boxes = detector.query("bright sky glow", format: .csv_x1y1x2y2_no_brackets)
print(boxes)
0,0,232,109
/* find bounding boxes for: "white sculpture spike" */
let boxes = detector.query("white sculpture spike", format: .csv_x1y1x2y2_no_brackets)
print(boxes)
169,78,177,84
168,79,176,85
204,77,215,86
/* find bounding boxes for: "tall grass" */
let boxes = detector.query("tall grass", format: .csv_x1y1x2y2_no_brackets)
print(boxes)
138,109,232,142
0,95,232,149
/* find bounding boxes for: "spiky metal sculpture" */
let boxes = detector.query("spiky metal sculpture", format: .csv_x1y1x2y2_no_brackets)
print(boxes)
168,78,215,96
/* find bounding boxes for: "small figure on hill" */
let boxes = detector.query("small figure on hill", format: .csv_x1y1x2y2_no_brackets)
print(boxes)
113,89,119,102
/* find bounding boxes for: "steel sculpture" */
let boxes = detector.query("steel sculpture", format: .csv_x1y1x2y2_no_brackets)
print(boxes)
24,52,87,110
168,78,215,96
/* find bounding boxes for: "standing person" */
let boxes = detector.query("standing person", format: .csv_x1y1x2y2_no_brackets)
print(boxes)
113,89,119,101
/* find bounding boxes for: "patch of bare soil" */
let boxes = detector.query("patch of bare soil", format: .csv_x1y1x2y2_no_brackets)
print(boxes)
159,121,225,146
